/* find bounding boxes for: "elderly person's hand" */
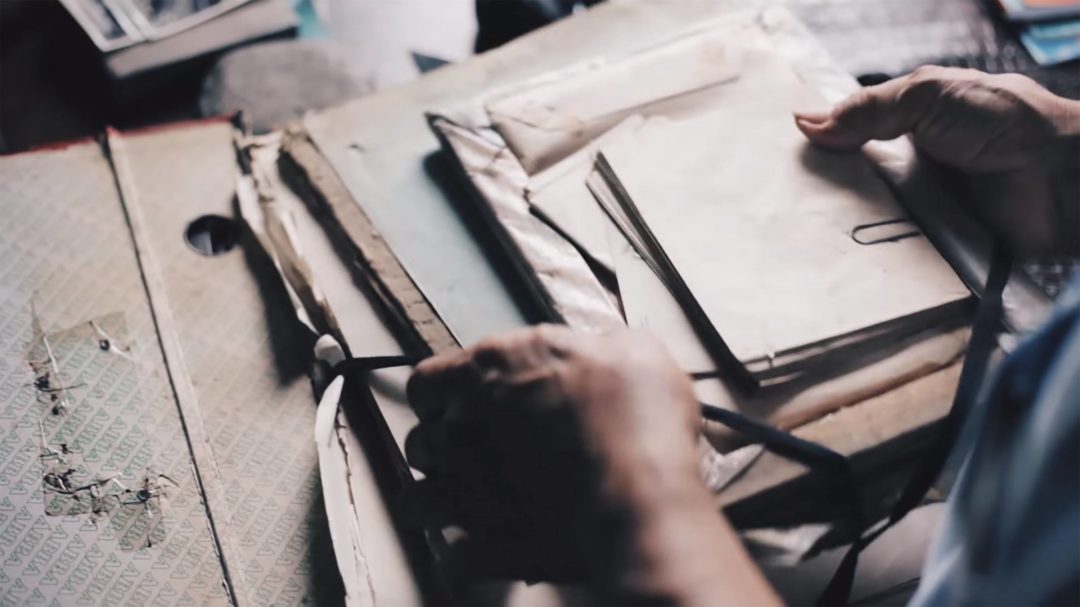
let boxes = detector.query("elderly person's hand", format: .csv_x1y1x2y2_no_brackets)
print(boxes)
795,66,1079,256
403,325,777,604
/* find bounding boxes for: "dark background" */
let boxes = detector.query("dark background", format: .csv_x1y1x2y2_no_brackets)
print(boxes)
1,0,1077,154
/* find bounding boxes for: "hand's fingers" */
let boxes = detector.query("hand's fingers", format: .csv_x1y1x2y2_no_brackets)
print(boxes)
404,422,449,475
794,72,933,149
398,479,459,528
445,537,539,581
446,536,588,583
406,348,478,422
399,476,521,530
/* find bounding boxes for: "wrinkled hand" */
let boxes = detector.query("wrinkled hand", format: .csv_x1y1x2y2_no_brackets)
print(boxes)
403,325,702,582
795,66,1080,256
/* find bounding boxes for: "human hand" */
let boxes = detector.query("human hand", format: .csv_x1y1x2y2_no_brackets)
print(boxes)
402,325,703,582
794,66,1080,256
403,326,781,604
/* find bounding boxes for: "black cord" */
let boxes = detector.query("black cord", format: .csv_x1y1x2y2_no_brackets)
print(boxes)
700,403,850,474
817,244,1011,606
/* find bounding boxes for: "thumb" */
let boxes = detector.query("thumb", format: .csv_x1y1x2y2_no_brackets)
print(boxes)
793,110,866,149
794,72,933,150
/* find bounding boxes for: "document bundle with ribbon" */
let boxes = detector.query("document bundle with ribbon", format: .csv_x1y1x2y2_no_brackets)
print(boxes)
420,7,1044,560
425,8,1004,441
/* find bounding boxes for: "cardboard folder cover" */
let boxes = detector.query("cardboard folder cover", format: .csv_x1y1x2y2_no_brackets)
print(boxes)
0,122,340,605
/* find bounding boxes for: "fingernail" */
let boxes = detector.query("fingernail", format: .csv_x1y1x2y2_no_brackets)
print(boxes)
794,116,824,136
793,110,829,124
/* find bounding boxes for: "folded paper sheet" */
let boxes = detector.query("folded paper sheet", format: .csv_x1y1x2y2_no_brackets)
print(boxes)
487,19,782,175
597,69,971,372
523,117,648,274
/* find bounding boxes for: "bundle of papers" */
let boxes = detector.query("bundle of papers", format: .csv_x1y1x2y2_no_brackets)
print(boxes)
590,71,971,385
431,12,973,393
225,5,1045,601
263,5,1050,602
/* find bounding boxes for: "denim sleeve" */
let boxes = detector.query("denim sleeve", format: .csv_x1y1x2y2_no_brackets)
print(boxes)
910,276,1080,607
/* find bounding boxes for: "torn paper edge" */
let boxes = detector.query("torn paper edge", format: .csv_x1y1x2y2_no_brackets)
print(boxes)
315,375,377,607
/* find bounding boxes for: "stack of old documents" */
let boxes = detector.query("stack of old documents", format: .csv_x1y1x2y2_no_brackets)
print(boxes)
427,9,977,436
588,68,972,387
